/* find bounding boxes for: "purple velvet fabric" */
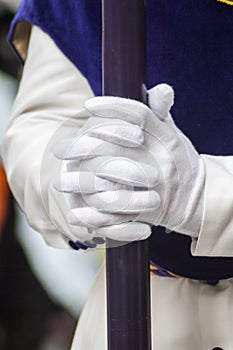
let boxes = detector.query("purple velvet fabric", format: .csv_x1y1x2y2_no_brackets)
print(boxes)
9,0,102,95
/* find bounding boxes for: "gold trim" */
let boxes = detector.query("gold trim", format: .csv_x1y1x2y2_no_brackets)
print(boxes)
217,0,233,5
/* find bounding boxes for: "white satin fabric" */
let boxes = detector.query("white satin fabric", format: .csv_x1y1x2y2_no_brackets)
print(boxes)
71,265,233,350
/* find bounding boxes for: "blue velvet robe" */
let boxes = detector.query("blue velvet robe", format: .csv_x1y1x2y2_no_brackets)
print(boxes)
9,0,233,280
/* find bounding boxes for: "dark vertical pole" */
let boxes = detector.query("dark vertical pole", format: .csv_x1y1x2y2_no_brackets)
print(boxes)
102,1,151,350
102,0,146,100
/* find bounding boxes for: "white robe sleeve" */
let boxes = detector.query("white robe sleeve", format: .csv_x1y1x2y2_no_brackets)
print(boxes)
1,25,94,248
192,154,233,256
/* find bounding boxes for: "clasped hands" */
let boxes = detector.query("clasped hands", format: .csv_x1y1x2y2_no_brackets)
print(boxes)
54,84,205,249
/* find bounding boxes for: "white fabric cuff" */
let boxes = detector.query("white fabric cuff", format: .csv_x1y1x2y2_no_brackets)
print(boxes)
192,154,233,256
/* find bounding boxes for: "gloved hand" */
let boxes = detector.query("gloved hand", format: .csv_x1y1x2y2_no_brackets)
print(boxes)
54,84,205,244
53,103,152,248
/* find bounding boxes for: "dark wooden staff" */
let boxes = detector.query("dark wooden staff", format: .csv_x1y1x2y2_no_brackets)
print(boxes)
102,1,151,349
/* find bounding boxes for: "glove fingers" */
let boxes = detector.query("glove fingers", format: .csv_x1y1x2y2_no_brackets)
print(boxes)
95,222,151,242
65,156,158,189
88,123,144,147
85,96,155,128
54,134,141,161
53,171,129,193
54,135,105,160
96,157,159,188
84,190,160,214
83,116,144,147
67,207,134,228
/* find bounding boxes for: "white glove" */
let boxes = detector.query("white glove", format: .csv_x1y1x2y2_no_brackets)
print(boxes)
55,84,205,242
53,110,152,247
